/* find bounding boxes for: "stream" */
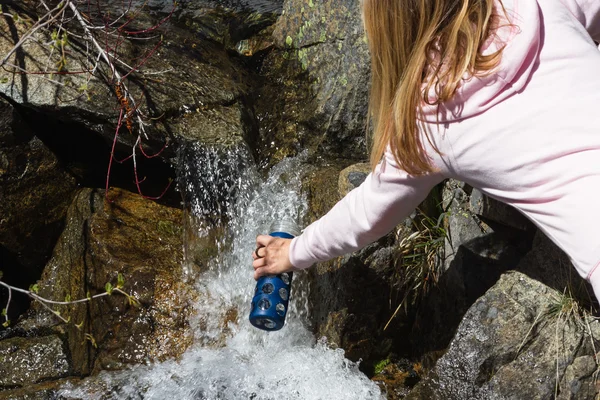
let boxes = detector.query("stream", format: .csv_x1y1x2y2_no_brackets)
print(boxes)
59,144,384,399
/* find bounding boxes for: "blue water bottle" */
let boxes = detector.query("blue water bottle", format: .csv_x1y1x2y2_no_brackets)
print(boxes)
249,219,301,331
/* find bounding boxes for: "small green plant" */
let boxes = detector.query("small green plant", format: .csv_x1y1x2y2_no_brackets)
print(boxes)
373,358,391,375
384,207,448,330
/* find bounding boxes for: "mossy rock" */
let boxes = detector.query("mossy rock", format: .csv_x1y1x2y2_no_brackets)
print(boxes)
16,187,207,377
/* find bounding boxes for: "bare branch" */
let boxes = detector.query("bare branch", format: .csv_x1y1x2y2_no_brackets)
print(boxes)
67,0,148,139
0,2,67,68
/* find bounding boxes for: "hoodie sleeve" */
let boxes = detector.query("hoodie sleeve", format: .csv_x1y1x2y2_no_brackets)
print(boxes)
288,152,444,269
560,0,600,42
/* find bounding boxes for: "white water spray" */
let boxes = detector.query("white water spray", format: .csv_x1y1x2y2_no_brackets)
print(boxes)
60,144,383,400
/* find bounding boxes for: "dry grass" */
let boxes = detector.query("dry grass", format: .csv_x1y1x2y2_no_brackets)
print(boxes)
384,208,447,330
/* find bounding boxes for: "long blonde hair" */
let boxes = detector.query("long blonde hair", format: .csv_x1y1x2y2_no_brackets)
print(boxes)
363,0,507,174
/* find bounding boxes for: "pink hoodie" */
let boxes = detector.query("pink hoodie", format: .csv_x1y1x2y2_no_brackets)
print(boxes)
289,0,600,299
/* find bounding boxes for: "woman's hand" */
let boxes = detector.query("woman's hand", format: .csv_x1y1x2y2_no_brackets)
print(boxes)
252,235,294,280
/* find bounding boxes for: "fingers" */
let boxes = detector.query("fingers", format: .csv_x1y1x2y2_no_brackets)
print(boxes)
252,256,267,270
251,235,294,280
254,266,270,280
252,246,264,260
256,234,274,248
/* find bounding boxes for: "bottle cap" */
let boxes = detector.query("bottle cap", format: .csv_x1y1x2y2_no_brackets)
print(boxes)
269,218,301,237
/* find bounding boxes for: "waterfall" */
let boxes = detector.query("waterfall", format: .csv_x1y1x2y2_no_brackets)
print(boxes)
59,143,383,400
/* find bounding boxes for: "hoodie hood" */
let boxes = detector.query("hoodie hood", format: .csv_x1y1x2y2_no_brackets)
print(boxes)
421,0,542,123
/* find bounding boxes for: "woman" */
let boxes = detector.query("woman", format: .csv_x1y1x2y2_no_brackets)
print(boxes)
252,0,600,301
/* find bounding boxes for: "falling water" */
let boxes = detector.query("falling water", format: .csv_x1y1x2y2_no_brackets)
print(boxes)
60,143,383,400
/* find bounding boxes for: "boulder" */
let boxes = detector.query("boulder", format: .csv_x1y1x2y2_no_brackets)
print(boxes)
407,271,600,400
0,378,80,400
408,179,534,357
303,162,413,366
0,96,77,323
14,187,200,376
0,97,76,270
254,0,371,165
0,1,255,162
170,0,283,50
467,187,533,231
338,162,370,197
517,230,594,306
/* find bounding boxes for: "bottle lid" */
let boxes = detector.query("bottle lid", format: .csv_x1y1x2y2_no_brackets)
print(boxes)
269,218,301,237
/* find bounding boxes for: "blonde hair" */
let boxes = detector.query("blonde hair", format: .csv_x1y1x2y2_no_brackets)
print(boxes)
363,0,507,174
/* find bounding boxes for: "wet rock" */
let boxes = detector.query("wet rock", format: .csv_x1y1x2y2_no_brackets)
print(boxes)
254,0,371,165
303,162,410,364
0,335,70,388
0,97,77,324
172,0,282,50
372,359,423,400
18,187,200,376
406,271,600,400
0,378,80,400
301,160,350,224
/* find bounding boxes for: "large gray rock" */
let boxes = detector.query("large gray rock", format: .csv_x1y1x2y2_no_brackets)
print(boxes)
0,1,255,162
468,187,533,231
407,180,534,357
254,0,371,165
516,230,594,306
407,271,600,400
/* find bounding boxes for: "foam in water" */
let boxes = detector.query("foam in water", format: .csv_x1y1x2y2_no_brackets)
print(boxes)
60,145,383,400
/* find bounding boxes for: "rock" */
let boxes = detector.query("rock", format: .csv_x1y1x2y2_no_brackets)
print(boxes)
517,230,594,305
557,355,598,400
408,180,534,356
310,240,398,363
338,163,370,197
0,97,77,323
302,162,389,362
303,162,418,365
0,1,255,162
406,271,600,400
172,0,282,50
0,97,76,269
468,187,533,231
372,359,423,400
17,188,200,375
254,0,371,165
0,335,70,388
0,378,80,400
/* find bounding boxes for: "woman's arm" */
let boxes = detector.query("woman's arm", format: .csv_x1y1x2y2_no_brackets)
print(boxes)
289,152,444,269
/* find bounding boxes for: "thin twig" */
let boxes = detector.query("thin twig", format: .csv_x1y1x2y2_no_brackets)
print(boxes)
68,0,148,139
0,2,67,67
